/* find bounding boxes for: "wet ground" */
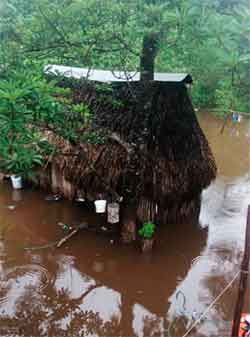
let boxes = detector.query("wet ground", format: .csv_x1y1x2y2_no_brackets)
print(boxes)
0,112,249,337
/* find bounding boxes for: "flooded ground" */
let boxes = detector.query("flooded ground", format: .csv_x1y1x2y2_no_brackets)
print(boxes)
0,112,249,337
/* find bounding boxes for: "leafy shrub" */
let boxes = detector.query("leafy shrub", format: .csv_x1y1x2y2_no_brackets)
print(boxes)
0,68,59,176
139,221,156,239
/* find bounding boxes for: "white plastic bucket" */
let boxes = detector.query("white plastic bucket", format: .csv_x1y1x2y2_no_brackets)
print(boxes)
94,200,107,213
10,175,23,189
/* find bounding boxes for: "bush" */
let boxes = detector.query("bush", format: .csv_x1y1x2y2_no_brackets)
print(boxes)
139,221,156,239
0,68,58,176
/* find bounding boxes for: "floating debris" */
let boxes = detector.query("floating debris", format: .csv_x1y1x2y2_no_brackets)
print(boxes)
63,224,70,233
75,197,85,202
57,222,72,233
7,205,16,211
56,223,87,248
24,241,57,251
45,194,62,201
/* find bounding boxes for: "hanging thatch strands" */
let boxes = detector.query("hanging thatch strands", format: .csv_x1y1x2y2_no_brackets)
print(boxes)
137,197,158,224
40,68,217,231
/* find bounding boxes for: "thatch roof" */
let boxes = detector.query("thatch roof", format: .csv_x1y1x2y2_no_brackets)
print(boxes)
43,66,216,226
45,64,193,84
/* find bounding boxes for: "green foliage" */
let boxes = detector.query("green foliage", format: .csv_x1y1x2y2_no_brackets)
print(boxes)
72,103,92,125
0,145,43,177
0,68,59,176
139,221,156,239
0,0,249,182
0,0,249,114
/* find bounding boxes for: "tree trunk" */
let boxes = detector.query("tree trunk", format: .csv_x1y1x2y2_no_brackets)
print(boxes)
140,32,160,81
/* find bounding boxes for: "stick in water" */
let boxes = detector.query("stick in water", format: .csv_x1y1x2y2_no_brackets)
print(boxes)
56,222,88,248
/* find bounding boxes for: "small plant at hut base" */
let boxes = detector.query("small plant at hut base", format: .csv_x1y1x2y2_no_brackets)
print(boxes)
139,222,155,239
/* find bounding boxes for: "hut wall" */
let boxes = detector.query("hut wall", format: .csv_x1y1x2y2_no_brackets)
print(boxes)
35,78,217,241
51,163,76,200
34,164,76,201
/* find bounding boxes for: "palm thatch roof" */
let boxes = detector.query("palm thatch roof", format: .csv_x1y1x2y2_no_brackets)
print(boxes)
43,65,217,228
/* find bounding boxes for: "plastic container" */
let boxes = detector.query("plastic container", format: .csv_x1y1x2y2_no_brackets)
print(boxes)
10,175,23,189
94,200,107,213
107,203,120,224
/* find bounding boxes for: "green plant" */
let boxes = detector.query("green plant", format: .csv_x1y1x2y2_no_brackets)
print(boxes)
0,70,57,177
72,103,93,125
1,0,250,114
0,147,43,177
139,221,156,239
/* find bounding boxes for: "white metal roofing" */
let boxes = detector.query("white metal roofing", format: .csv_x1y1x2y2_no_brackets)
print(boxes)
45,64,192,83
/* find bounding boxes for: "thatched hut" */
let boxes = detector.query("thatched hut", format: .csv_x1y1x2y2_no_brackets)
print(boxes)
42,65,217,242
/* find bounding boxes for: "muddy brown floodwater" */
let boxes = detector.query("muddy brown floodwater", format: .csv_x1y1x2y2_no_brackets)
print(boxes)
0,113,249,337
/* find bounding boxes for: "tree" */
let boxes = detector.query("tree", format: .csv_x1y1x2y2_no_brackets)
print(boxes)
0,0,249,111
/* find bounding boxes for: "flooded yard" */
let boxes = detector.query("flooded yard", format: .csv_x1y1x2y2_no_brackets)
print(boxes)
0,113,249,337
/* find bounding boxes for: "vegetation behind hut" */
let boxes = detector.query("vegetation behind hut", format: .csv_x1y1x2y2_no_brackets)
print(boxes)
0,0,249,114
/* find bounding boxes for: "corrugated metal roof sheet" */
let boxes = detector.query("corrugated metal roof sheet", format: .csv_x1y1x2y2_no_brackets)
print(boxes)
45,64,193,84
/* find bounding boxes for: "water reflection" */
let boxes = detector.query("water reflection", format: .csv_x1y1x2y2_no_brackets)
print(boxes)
168,175,250,336
133,304,164,337
0,182,206,337
54,255,96,299
0,113,249,337
11,190,23,203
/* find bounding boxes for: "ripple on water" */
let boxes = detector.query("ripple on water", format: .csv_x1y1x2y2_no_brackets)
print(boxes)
2,264,51,292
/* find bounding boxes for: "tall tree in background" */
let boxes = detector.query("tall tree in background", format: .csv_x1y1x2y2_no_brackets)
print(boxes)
0,0,249,112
